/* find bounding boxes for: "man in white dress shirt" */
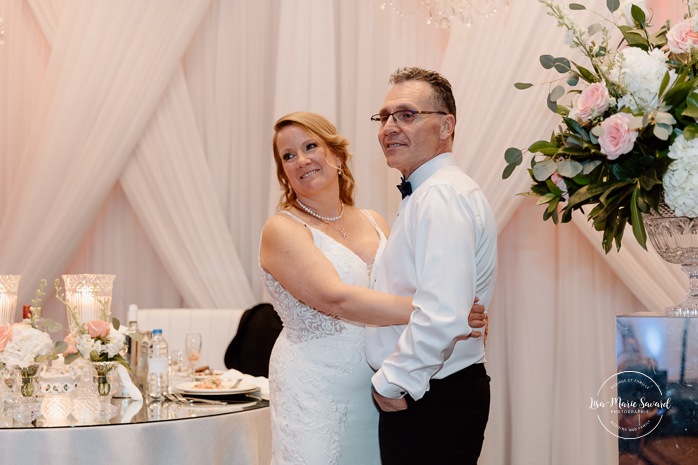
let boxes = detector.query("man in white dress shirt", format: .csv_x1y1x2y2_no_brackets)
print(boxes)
366,67,497,464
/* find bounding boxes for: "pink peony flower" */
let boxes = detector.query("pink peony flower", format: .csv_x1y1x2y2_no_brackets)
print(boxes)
0,325,12,351
569,82,610,124
86,320,110,338
63,333,78,356
667,19,698,54
598,113,638,160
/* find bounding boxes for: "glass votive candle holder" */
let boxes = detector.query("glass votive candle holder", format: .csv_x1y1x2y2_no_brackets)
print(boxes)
41,393,73,422
71,389,100,424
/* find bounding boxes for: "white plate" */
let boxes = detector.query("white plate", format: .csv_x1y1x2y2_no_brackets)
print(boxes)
174,380,259,395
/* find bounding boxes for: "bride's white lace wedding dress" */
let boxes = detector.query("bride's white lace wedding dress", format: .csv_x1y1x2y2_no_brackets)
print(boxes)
261,211,385,465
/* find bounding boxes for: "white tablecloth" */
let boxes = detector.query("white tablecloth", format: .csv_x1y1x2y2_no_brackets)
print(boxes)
0,406,271,465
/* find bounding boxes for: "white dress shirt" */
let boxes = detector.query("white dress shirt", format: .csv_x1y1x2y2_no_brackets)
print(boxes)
366,153,497,400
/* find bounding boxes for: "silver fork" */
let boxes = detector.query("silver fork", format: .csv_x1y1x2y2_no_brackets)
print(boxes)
168,392,227,405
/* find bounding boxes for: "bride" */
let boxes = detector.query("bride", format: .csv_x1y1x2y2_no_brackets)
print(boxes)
260,111,484,464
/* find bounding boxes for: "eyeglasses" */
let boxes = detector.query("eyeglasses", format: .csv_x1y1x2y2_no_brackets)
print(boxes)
370,109,447,126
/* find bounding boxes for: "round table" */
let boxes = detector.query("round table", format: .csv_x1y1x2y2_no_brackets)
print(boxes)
0,395,271,465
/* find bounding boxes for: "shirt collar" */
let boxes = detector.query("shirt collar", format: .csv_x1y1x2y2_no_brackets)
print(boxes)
405,152,454,192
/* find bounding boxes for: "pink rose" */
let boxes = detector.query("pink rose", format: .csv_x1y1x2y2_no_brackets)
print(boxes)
668,20,698,54
598,113,638,160
551,172,569,201
570,82,610,124
63,333,78,356
0,325,12,351
86,320,110,338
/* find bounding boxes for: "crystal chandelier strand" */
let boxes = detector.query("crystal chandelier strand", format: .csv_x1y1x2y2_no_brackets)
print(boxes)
380,0,511,29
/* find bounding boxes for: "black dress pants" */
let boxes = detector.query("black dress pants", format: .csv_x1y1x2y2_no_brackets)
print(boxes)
378,363,490,465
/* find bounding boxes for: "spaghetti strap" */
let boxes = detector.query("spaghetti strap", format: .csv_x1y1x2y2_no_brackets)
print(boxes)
360,210,385,238
279,210,308,226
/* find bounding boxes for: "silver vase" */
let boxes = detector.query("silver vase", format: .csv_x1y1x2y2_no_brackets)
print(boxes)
643,203,698,317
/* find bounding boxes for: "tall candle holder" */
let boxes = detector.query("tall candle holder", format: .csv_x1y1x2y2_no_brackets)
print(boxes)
60,274,115,332
0,275,21,325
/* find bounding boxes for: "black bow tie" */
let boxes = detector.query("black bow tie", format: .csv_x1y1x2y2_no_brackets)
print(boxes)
397,177,412,199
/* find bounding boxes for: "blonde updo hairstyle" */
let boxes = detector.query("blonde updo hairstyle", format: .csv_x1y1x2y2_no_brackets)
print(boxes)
272,111,356,210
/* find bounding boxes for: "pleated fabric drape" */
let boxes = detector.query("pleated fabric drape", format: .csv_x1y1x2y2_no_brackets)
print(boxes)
0,0,685,463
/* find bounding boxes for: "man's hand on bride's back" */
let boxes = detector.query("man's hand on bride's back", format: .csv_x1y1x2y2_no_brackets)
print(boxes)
459,298,486,341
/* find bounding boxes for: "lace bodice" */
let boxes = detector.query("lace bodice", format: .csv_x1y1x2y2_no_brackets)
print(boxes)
263,210,386,465
260,211,385,343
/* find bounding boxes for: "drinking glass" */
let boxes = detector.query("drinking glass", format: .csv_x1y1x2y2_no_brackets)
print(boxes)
184,333,202,376
169,349,186,376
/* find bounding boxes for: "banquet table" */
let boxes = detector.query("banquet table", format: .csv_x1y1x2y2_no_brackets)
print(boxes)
0,395,271,465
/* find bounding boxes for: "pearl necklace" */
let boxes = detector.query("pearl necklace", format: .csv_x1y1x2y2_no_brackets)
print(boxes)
295,199,348,239
296,199,344,222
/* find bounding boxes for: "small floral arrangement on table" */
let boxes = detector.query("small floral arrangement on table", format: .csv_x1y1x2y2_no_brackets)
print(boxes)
55,279,129,370
503,0,698,253
0,280,62,370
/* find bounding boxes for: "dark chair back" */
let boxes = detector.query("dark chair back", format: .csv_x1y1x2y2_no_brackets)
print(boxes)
224,303,282,377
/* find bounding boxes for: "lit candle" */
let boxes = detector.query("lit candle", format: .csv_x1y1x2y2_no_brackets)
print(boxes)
79,287,97,323
0,292,11,325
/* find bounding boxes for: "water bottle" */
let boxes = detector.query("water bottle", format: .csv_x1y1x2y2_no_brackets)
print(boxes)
147,329,169,399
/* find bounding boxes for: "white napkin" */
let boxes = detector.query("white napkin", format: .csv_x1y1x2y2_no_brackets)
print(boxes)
221,369,269,400
117,365,143,401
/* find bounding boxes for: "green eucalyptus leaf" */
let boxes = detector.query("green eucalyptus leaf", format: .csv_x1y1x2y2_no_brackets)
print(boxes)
64,353,80,364
549,85,565,102
557,159,583,177
569,3,586,10
588,23,603,36
566,74,580,87
502,163,517,179
112,317,120,331
515,82,534,90
540,55,555,69
582,160,602,175
553,57,571,73
607,0,620,13
504,147,523,164
55,341,68,353
532,159,558,181
547,94,558,113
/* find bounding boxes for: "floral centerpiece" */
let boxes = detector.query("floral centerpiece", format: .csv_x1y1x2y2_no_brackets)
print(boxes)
0,280,65,397
503,0,698,253
0,317,59,398
56,279,128,395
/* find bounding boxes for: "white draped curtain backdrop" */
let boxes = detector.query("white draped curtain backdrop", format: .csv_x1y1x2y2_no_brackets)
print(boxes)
0,0,686,462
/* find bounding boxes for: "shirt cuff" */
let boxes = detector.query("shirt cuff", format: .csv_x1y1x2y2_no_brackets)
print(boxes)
371,369,407,399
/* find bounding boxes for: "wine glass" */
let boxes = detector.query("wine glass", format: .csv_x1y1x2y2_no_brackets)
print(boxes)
184,332,202,376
